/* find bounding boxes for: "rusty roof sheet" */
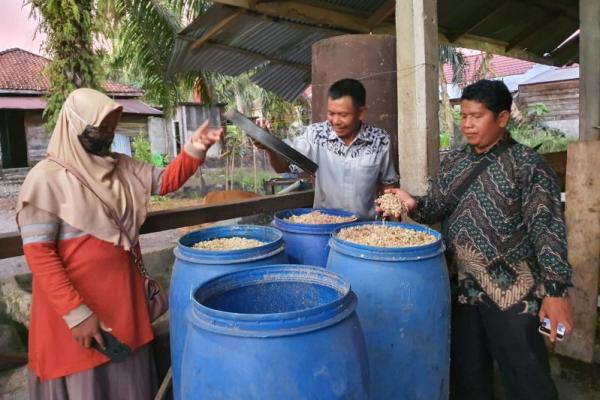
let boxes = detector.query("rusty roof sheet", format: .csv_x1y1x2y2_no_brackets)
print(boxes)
169,1,579,101
168,4,342,101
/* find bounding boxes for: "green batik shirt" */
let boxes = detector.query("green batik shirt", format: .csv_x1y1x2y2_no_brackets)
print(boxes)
409,139,572,315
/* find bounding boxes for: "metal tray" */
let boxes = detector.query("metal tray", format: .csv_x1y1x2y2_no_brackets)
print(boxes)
224,109,318,175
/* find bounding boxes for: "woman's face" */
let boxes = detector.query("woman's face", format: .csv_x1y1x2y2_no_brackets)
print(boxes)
79,109,121,156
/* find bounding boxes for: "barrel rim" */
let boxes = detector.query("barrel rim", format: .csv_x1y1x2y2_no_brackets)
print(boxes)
329,221,445,261
188,265,357,337
273,208,358,234
175,224,285,264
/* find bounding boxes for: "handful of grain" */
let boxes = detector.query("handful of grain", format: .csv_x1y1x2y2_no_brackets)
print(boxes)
286,211,357,224
338,225,436,247
375,193,408,215
193,237,266,250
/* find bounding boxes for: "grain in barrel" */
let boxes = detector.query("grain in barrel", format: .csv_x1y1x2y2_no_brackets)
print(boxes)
338,225,436,247
193,237,266,250
286,211,357,224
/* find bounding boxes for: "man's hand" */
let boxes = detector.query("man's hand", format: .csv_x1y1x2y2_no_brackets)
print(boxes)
190,120,223,153
71,314,106,349
375,188,417,219
539,296,573,343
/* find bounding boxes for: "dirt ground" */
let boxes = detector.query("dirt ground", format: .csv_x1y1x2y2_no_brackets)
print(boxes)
0,187,19,234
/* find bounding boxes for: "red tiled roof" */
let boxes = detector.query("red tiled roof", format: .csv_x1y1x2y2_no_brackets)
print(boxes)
443,53,535,84
0,48,143,96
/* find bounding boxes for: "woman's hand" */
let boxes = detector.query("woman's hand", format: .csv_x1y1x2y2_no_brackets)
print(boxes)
71,314,109,349
190,120,223,153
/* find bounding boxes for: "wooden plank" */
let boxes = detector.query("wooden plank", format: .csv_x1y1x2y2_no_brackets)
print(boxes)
505,12,554,51
213,0,394,33
556,141,600,362
0,232,23,260
140,190,314,233
0,191,315,260
445,0,508,42
579,0,600,141
396,0,440,195
191,8,245,50
367,0,395,29
542,151,566,192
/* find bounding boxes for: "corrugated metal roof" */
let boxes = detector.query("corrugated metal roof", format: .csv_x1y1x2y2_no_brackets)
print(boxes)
168,1,579,101
520,66,579,85
168,4,343,101
316,0,391,14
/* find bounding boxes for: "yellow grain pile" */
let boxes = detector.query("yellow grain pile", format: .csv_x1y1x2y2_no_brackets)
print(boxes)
193,237,266,250
338,225,436,247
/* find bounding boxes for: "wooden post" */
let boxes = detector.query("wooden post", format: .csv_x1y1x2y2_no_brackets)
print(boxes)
556,141,600,362
556,0,600,362
396,0,440,195
578,0,600,142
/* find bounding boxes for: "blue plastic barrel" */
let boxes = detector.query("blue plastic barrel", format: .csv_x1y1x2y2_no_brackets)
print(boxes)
273,208,357,267
181,265,369,399
170,225,288,400
327,222,450,400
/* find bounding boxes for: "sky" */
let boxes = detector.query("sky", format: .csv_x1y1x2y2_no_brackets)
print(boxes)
0,0,45,55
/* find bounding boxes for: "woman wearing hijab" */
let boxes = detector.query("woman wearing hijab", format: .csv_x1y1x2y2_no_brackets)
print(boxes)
16,88,222,399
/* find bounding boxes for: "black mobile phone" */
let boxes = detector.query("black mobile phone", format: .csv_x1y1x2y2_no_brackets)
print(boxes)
92,330,131,362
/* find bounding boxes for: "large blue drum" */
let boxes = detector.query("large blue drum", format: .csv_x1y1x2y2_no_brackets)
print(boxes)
272,208,356,267
170,225,288,400
327,222,450,399
181,265,369,399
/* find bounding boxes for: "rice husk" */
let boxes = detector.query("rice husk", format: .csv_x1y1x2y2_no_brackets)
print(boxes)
375,193,408,215
193,237,266,250
338,225,436,247
286,211,357,224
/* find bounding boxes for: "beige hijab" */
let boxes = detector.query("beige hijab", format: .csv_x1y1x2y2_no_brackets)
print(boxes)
17,88,153,250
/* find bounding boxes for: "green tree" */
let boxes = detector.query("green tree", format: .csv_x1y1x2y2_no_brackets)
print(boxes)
28,0,103,129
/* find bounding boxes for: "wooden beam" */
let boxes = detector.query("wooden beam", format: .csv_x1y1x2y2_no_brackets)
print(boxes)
439,32,554,65
505,13,558,51
397,0,440,196
214,0,395,33
368,0,395,29
0,191,315,260
141,189,314,233
578,0,600,141
551,35,579,66
446,0,508,42
191,8,245,50
556,141,600,363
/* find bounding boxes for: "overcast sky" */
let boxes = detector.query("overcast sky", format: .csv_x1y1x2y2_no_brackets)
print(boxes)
0,0,45,55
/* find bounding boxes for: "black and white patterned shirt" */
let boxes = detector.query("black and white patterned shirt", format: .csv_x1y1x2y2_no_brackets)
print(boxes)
287,121,398,219
410,140,572,314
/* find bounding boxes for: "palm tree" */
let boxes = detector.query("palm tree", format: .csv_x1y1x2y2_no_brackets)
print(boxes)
438,44,465,148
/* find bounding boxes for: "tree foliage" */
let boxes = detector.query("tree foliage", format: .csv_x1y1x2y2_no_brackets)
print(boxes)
28,0,104,129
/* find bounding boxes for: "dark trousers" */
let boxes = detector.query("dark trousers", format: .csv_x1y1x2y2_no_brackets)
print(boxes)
450,303,558,400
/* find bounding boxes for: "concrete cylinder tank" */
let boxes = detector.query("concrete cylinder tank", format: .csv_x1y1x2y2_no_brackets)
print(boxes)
311,34,397,168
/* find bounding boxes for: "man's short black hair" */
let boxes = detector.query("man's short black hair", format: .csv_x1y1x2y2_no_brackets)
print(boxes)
461,79,512,116
328,78,366,109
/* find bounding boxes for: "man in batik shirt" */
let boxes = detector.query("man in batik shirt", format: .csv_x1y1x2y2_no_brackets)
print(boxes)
382,79,572,400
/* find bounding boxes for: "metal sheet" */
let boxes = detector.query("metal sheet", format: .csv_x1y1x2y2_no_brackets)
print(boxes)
224,109,318,175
